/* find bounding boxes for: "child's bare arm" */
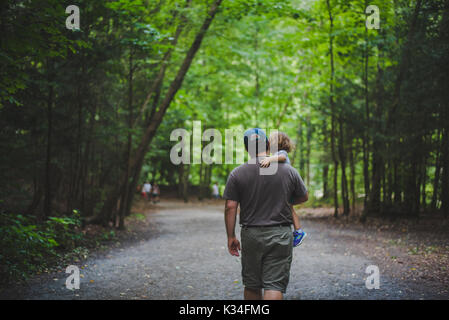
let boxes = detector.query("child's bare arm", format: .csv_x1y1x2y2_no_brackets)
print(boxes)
276,152,287,162
290,204,302,230
260,153,287,167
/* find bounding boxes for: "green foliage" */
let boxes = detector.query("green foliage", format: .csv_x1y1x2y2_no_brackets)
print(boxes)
0,212,83,283
101,230,116,241
0,0,448,289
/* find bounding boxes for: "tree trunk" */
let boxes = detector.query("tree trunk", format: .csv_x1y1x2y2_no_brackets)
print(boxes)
322,120,330,200
431,129,442,210
298,120,305,173
290,108,303,168
42,60,54,221
421,142,428,211
305,115,312,186
368,58,385,215
441,120,449,216
118,50,135,230
179,164,190,202
386,159,393,209
393,160,402,206
439,8,449,216
326,0,339,218
198,162,204,200
206,165,212,198
361,6,371,219
333,162,339,218
349,138,356,213
323,165,329,200
94,0,223,226
27,185,43,215
338,117,350,216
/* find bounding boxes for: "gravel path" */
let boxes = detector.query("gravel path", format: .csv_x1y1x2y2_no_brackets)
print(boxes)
1,201,446,300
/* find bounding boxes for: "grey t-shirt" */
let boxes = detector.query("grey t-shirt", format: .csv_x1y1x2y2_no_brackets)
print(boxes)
223,157,307,226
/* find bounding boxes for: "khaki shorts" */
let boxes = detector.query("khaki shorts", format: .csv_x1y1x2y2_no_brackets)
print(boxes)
240,225,293,293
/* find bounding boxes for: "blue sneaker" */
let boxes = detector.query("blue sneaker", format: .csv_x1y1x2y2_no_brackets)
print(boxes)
293,230,307,247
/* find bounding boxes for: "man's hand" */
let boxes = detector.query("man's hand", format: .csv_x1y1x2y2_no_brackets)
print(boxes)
225,199,239,256
227,236,241,256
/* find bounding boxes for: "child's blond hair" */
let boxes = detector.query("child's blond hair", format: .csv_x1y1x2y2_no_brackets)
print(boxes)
269,131,293,153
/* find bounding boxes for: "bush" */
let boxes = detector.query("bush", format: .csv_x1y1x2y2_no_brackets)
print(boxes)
0,211,83,283
46,211,83,250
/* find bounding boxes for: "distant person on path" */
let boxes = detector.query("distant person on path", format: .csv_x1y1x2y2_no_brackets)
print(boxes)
151,182,160,203
212,183,220,199
143,182,152,201
260,132,307,247
223,128,308,300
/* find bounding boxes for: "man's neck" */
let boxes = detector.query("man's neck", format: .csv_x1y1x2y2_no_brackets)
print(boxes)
247,152,267,163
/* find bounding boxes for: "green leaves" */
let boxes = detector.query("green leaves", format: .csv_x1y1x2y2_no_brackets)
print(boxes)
0,212,83,282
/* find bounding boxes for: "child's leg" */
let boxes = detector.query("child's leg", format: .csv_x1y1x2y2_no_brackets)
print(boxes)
290,205,302,231
291,204,307,247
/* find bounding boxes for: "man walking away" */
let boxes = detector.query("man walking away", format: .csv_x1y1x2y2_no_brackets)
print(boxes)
223,128,308,300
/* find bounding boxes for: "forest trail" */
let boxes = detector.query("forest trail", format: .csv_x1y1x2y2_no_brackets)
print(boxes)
2,201,447,300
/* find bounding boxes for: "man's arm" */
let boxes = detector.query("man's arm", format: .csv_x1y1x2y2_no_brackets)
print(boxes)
224,199,240,256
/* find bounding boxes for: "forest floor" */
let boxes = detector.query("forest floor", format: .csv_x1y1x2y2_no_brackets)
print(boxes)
1,199,448,300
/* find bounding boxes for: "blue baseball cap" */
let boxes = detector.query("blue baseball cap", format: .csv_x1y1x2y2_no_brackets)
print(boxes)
243,128,268,156
244,128,267,142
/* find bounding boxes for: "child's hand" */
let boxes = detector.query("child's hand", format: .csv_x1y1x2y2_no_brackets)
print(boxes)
260,158,271,168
